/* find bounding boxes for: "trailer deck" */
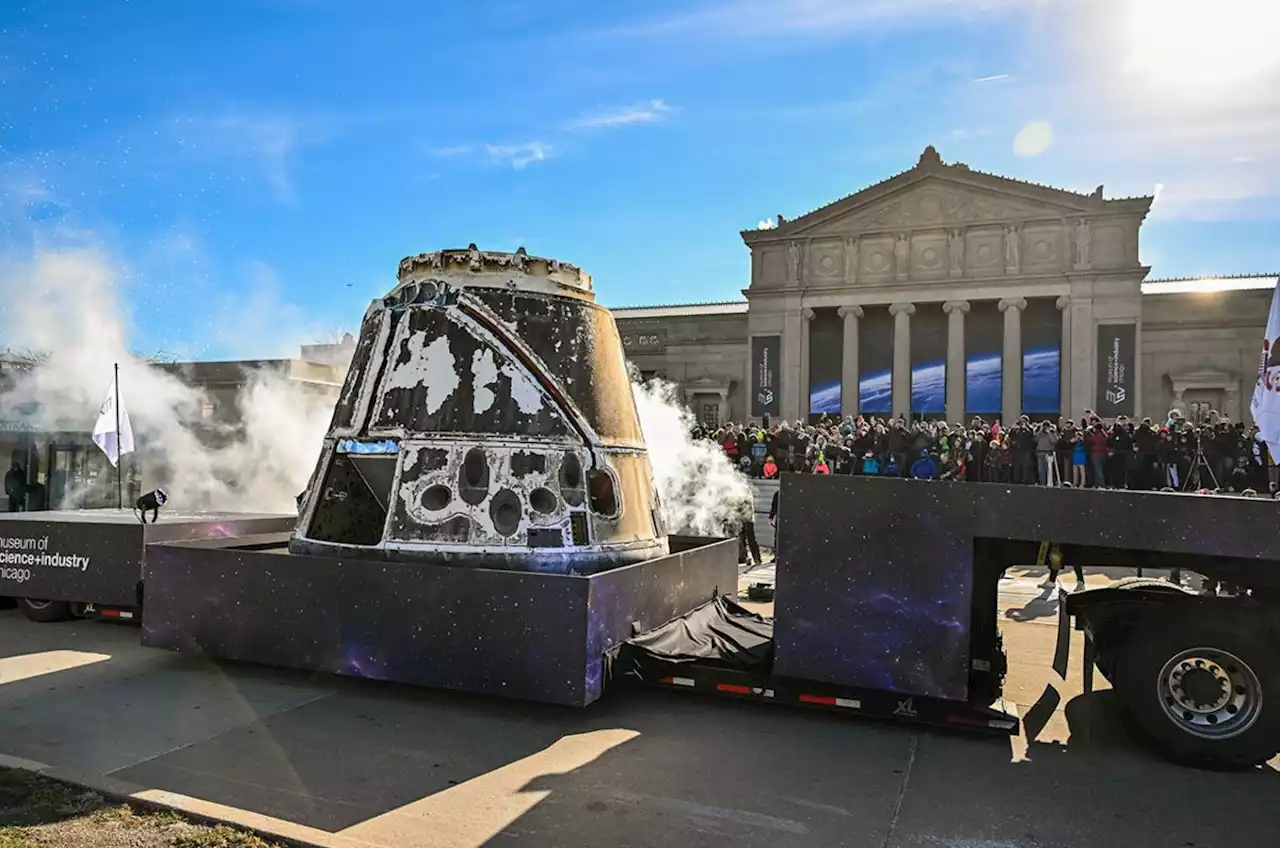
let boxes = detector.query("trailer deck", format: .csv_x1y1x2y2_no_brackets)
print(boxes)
0,509,294,613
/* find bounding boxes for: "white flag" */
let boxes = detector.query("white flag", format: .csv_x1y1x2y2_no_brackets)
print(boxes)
91,374,135,467
1249,279,1280,463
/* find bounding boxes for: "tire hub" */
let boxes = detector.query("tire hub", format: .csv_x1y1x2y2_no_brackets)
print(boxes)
1158,648,1262,740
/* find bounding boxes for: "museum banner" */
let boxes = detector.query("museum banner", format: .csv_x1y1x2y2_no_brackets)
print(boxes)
910,305,946,416
859,307,893,414
965,300,1002,417
808,309,843,421
751,335,781,419
1021,297,1062,416
1096,323,1136,418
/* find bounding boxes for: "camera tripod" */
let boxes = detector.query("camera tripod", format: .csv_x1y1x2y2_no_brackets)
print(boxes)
1181,445,1219,492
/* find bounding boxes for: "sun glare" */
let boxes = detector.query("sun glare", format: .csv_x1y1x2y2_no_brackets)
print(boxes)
1122,0,1280,87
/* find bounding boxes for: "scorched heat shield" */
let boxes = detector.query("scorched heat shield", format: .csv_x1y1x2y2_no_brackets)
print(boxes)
291,246,669,574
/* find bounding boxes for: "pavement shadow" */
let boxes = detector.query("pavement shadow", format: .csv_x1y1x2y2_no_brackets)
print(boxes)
477,688,1279,848
108,677,587,832
1004,586,1061,622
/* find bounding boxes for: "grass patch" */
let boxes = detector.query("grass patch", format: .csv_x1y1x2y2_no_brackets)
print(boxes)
0,768,286,847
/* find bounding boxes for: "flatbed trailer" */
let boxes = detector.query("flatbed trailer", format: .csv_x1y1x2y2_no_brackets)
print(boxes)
3,477,1276,771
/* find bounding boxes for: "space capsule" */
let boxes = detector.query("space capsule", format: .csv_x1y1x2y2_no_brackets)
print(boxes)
290,246,670,574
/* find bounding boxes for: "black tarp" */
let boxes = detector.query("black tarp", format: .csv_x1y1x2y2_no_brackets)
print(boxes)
616,594,774,670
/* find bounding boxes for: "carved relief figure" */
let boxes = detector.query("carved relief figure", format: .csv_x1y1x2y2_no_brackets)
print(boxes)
894,233,909,275
1074,219,1092,268
1004,225,1021,271
844,237,860,282
947,229,964,274
787,240,801,283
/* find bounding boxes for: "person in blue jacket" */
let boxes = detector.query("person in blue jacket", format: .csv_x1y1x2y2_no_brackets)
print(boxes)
910,449,939,480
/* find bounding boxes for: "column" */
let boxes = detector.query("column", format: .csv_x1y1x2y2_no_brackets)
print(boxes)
998,297,1026,424
943,300,969,425
1056,295,1072,420
838,305,863,419
1224,386,1240,423
889,302,915,419
716,389,729,427
800,307,815,419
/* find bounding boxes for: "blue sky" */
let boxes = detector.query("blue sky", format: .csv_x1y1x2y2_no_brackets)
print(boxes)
2,0,1278,359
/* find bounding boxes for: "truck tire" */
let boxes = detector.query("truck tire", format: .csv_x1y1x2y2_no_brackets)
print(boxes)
16,598,74,623
1115,616,1278,770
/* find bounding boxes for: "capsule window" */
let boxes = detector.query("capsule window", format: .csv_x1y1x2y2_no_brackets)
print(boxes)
559,451,585,507
489,489,522,537
529,487,557,515
459,448,490,506
588,469,618,519
422,484,452,511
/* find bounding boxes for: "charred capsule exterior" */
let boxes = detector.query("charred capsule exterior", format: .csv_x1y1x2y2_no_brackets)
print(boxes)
291,246,670,574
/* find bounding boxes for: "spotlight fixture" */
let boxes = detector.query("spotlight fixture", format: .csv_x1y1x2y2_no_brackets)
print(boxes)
135,488,168,524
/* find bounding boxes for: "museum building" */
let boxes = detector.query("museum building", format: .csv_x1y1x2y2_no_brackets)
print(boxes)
614,146,1279,428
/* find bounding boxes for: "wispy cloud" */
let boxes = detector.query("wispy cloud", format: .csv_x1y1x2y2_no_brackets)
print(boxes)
972,73,1011,84
601,0,1036,41
428,144,475,158
567,99,674,130
485,142,552,169
426,140,552,170
173,112,304,205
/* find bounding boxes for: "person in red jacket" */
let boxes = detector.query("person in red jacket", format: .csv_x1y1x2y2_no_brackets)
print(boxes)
1085,422,1109,488
762,456,779,479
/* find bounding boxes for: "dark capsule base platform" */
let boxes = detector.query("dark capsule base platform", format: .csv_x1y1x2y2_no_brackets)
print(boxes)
141,533,738,707
773,475,1280,704
0,510,295,608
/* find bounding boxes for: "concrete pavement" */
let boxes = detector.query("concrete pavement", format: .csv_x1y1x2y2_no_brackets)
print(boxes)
0,575,1276,848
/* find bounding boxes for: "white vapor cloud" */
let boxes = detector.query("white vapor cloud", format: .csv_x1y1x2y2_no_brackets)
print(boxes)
568,99,674,130
631,376,753,537
972,74,1011,84
0,248,343,513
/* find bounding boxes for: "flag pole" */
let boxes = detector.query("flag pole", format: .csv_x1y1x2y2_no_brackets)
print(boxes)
114,362,123,510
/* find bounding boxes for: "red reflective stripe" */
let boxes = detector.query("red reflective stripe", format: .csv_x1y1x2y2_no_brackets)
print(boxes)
799,694,838,705
101,610,121,618
716,683,752,695
945,715,984,727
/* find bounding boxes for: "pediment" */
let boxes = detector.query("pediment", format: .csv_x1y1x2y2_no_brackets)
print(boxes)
797,177,1088,237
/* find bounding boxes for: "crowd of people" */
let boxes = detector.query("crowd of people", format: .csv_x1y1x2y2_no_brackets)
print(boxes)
697,409,1276,495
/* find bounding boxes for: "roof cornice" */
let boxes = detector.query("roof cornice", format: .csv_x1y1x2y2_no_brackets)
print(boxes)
741,145,1154,245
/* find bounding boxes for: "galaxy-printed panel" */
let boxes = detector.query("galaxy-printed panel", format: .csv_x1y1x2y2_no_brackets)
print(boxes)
772,474,975,701
141,535,736,707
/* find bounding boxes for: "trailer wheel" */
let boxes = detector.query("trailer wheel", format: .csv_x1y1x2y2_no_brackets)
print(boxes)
16,598,74,623
1116,618,1278,770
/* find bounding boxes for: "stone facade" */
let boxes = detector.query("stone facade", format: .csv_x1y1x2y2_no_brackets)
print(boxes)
613,147,1278,427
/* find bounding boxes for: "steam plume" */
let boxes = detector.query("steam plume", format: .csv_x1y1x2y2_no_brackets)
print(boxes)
0,249,341,512
631,377,753,537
